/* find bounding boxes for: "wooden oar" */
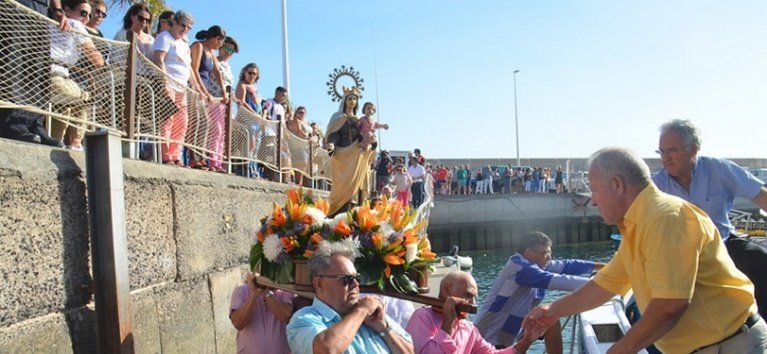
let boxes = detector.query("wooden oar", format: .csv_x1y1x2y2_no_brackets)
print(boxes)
255,276,477,314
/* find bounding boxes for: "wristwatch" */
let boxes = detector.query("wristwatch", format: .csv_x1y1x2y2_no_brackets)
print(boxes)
377,320,392,338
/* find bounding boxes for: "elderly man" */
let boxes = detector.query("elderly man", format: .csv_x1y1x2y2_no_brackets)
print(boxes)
653,119,767,319
286,242,414,354
229,272,295,354
474,231,604,352
524,147,765,354
407,270,542,353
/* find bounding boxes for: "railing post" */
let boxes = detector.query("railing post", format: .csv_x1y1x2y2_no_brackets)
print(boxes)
224,85,233,174
122,31,137,159
308,138,314,189
276,116,282,183
84,131,134,353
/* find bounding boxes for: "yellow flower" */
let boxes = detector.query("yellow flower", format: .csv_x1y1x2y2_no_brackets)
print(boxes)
315,197,330,215
287,188,301,205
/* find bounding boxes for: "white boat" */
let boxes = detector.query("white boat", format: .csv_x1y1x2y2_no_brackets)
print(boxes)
578,294,648,354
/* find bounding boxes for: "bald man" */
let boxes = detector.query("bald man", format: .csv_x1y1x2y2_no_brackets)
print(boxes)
406,271,541,353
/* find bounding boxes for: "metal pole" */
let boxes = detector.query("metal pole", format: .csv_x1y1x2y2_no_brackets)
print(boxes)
84,131,134,353
280,0,291,92
225,85,233,174
122,31,137,159
309,138,314,189
513,69,520,167
276,116,282,183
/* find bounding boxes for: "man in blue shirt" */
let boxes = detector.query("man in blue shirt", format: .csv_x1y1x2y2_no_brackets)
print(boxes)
652,119,767,318
474,231,604,352
286,242,413,354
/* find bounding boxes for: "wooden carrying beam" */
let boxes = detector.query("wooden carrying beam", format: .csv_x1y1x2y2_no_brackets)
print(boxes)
255,276,477,314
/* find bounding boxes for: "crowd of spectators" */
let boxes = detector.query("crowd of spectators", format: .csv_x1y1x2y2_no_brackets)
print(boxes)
0,0,325,184
438,165,569,195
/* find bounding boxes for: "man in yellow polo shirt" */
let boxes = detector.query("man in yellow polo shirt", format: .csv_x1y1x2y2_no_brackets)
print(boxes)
523,147,766,354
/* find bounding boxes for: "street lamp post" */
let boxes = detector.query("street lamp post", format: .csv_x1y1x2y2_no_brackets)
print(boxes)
280,0,291,92
513,69,520,167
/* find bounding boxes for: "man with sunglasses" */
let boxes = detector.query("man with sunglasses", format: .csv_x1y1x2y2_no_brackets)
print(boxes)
286,242,414,354
474,231,604,352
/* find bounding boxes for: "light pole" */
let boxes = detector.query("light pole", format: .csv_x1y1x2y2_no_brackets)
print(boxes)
280,0,291,92
513,69,520,167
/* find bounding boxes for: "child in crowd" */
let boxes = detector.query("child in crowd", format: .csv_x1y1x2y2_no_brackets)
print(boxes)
358,102,388,150
389,164,412,206
380,185,393,200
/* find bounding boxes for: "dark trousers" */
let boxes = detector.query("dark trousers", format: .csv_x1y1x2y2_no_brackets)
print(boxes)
0,0,51,138
726,235,767,320
411,182,424,208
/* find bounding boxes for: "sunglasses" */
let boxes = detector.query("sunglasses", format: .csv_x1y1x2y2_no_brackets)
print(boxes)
297,111,305,115
94,9,107,19
223,47,235,54
136,15,151,23
317,273,361,286
246,71,258,76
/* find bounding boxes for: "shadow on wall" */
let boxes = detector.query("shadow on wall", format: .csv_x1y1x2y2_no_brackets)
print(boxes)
49,149,97,353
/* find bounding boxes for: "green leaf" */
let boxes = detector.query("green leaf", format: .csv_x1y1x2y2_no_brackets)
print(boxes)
249,243,264,272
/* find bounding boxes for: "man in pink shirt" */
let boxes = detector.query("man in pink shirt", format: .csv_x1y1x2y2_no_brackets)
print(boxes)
230,272,296,354
406,271,541,354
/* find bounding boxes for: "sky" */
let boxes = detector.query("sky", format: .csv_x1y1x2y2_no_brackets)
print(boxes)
99,0,767,159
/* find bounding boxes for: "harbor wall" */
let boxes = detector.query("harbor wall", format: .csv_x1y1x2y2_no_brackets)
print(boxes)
427,157,767,172
427,194,615,252
0,138,319,353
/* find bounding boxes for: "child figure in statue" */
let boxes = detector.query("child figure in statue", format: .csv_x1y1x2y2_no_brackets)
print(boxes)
358,102,389,150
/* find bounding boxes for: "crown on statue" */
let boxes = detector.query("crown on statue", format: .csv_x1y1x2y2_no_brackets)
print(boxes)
342,86,361,97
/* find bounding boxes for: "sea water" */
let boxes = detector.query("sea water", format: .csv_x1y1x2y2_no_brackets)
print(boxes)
463,242,617,353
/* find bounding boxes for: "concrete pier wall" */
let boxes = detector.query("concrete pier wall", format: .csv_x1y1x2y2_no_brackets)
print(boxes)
427,194,614,252
0,138,320,353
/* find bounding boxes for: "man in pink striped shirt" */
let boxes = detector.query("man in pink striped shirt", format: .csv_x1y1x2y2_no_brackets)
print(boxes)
406,271,542,353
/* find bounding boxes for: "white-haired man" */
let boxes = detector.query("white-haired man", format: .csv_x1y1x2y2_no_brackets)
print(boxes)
406,270,542,353
286,242,414,354
523,147,765,354
653,119,767,319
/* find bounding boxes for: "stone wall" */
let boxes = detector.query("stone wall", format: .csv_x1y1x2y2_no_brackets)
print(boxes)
0,138,319,353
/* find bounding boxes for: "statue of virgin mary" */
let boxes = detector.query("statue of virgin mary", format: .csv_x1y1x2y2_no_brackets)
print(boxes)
324,87,376,214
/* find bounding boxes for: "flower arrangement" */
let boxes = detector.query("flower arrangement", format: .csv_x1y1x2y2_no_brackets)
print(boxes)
250,188,330,283
249,188,438,294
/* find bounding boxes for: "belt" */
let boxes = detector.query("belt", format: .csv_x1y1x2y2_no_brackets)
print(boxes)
692,313,761,352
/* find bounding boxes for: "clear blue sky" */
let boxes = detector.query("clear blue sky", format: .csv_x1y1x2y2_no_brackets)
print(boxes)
100,0,766,159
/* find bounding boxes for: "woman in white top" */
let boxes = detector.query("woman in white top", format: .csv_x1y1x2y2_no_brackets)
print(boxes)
49,0,105,150
152,10,202,166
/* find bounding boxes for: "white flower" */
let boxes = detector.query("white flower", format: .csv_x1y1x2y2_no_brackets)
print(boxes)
405,243,418,263
339,237,362,259
263,234,284,262
302,207,328,228
378,223,394,246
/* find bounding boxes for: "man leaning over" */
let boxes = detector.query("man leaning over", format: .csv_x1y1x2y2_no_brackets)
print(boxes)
524,147,765,354
653,118,767,319
286,242,414,354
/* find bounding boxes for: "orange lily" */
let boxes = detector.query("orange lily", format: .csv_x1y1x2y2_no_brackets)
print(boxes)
256,230,265,243
287,188,301,205
385,265,392,278
315,197,330,215
355,205,378,232
271,202,287,227
371,233,384,250
310,232,324,244
383,252,405,266
303,249,314,258
334,220,352,236
286,200,307,222
282,236,297,252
